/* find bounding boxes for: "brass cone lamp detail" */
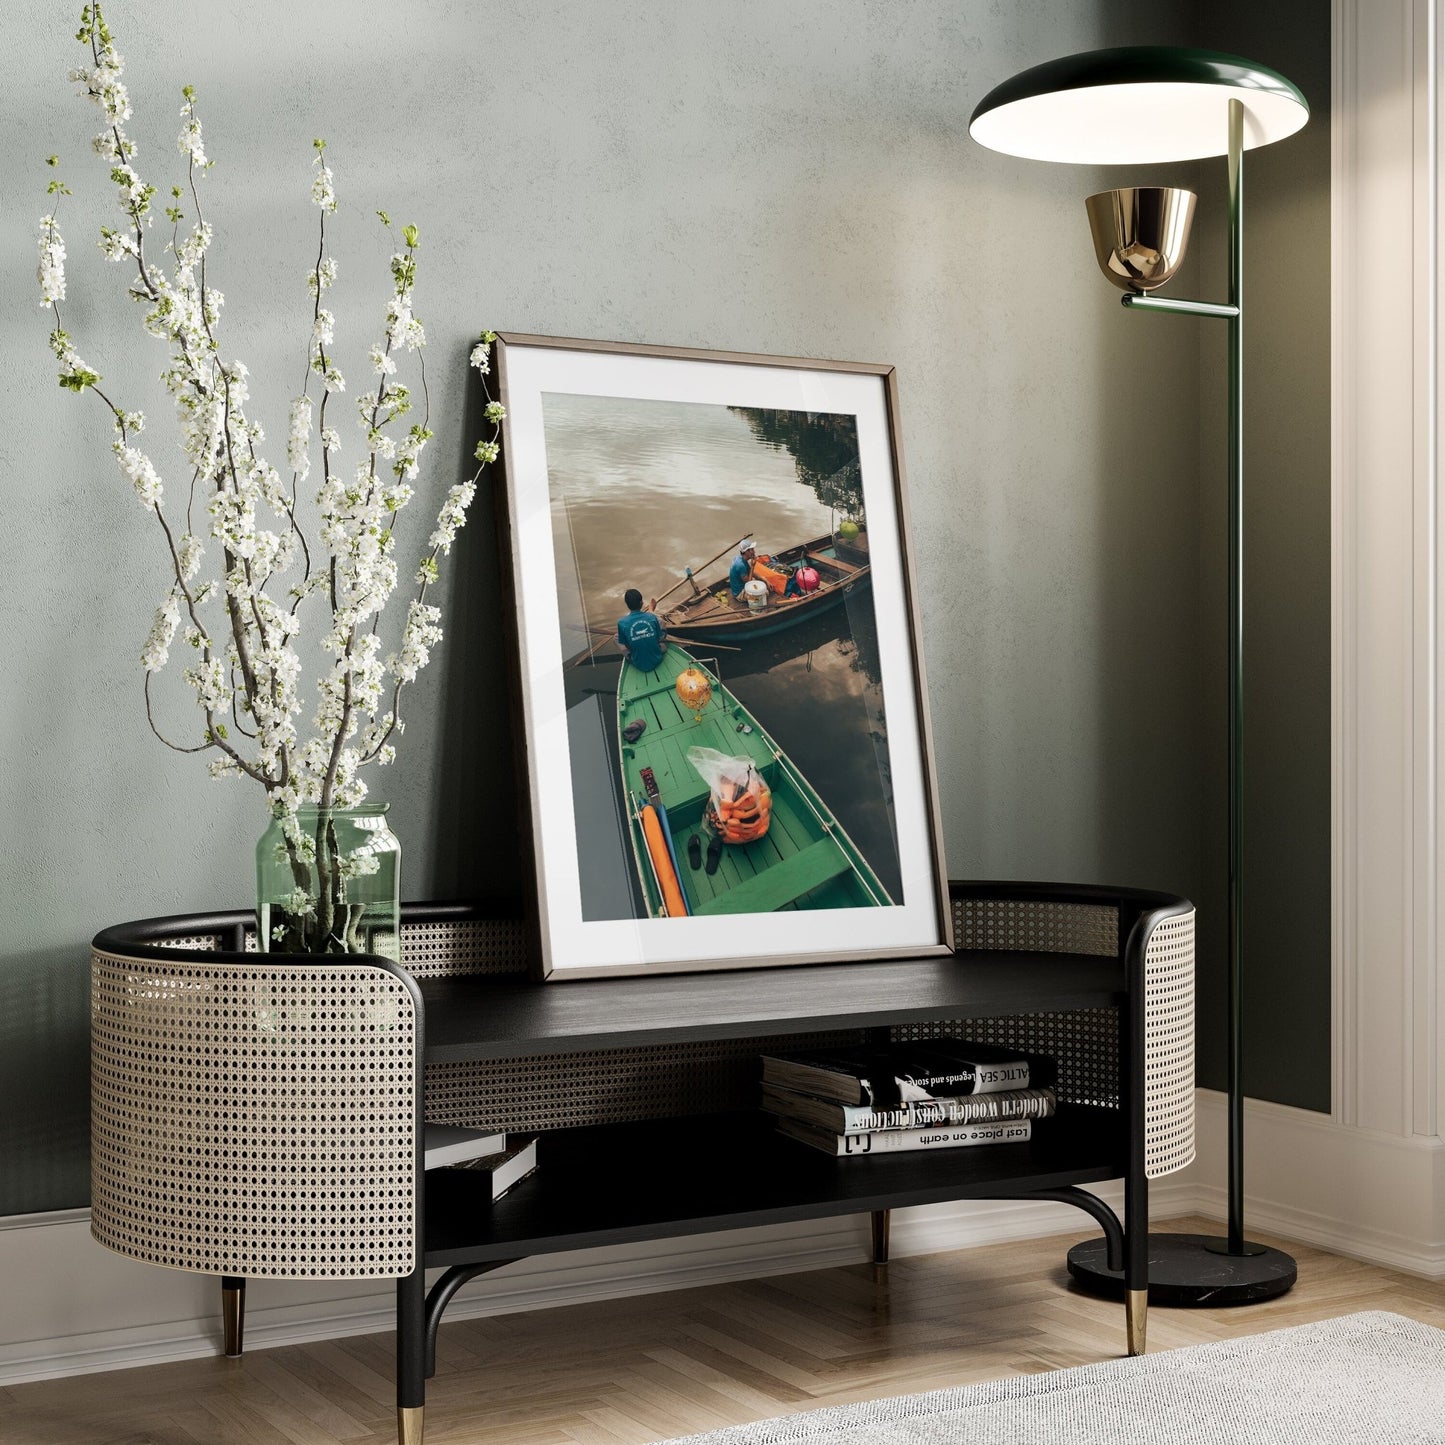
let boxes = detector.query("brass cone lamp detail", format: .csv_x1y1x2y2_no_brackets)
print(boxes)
1086,186,1196,293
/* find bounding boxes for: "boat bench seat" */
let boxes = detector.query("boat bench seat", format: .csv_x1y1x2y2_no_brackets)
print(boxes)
692,837,851,915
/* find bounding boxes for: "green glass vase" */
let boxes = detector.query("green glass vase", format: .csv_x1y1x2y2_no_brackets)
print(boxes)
256,804,401,959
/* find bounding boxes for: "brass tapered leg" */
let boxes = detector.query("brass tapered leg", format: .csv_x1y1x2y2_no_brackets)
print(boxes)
398,1404,424,1444
1126,1288,1147,1356
870,1208,891,1265
221,1276,246,1358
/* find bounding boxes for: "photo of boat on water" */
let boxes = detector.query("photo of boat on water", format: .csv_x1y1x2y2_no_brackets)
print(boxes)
492,334,951,978
542,390,900,924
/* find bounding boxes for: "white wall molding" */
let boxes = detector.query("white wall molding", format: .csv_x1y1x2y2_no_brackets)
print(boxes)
1332,0,1442,1137
1184,1089,1445,1277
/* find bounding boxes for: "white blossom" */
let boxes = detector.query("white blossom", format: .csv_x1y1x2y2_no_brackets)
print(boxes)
177,113,207,168
307,257,337,295
369,344,396,376
115,442,163,507
177,531,204,580
287,395,312,479
310,159,336,213
184,655,230,713
387,600,442,684
428,481,475,554
468,340,490,373
37,218,66,305
141,591,181,671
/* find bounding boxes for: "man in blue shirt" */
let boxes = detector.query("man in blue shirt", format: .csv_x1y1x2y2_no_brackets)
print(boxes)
616,588,667,672
728,538,803,602
728,541,759,598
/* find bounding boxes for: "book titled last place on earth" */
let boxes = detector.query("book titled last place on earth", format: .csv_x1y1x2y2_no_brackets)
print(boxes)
760,1038,1049,1109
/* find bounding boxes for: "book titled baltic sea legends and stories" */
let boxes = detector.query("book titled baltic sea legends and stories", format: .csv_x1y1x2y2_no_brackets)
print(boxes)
760,1038,1047,1107
762,1039,1055,1156
761,1083,1057,1135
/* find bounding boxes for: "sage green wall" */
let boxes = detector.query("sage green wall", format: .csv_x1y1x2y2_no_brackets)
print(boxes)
1191,2,1332,1109
0,0,1326,1216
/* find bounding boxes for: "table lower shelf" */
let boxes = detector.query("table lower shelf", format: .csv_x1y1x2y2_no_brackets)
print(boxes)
423,1105,1126,1267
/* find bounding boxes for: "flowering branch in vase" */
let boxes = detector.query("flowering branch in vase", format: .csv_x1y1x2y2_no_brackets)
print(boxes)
38,3,503,952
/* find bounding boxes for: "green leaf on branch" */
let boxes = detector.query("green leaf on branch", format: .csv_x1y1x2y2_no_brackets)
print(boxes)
58,368,101,392
376,210,390,226
402,224,419,248
46,155,60,167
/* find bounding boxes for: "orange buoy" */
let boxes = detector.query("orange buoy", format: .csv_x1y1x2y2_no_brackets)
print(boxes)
640,803,688,917
675,667,712,720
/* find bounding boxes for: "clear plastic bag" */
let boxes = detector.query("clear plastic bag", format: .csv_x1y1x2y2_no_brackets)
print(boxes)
686,746,772,843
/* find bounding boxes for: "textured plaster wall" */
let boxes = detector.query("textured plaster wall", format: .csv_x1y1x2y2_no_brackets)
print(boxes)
0,0,1324,1216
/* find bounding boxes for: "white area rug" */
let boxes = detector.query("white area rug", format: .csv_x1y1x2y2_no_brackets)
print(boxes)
660,1312,1445,1443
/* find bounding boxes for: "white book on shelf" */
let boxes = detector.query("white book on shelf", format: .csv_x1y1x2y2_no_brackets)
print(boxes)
449,1136,540,1200
423,1123,507,1170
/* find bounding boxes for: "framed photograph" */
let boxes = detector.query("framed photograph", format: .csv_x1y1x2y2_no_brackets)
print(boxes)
492,333,952,979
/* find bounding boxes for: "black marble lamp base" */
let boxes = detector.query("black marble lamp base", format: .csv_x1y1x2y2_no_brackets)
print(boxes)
1067,1231,1298,1305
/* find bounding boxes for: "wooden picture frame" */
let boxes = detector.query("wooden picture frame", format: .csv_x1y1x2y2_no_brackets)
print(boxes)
492,333,952,979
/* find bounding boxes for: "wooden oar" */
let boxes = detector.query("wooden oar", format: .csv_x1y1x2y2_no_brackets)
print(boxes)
651,535,749,609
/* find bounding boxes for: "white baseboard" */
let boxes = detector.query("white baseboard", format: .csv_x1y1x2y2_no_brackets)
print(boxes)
1183,1089,1445,1277
0,1182,1193,1387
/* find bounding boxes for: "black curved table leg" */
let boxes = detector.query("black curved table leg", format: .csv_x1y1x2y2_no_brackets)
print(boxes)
424,1260,522,1379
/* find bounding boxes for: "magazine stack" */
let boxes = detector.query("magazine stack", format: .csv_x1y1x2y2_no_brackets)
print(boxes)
760,1038,1056,1156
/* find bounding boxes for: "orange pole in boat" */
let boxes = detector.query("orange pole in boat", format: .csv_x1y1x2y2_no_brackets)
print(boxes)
640,803,688,918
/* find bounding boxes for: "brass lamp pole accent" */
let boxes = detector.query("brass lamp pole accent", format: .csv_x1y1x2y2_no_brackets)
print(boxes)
971,47,1309,1305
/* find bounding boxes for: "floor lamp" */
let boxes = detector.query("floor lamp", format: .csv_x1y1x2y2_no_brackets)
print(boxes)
970,48,1309,1304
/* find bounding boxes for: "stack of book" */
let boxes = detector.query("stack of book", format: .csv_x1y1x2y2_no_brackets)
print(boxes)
760,1038,1056,1156
422,1123,539,1200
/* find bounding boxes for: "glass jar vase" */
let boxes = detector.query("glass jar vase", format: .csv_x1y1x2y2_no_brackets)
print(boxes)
256,804,401,959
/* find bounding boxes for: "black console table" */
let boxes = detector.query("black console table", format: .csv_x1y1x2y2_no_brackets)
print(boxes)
91,881,1195,1445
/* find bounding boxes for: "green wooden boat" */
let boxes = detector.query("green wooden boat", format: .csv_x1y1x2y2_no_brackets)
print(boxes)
617,644,892,917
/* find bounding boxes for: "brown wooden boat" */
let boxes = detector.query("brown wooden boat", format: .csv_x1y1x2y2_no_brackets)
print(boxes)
660,531,871,644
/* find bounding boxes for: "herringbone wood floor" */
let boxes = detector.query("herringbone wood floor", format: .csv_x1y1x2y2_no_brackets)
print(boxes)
4,1216,1443,1444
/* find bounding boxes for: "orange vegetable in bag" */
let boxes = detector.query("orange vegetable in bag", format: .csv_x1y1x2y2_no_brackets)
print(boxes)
687,746,772,844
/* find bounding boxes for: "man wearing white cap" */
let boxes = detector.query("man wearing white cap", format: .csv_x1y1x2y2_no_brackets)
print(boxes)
727,540,758,600
728,538,804,604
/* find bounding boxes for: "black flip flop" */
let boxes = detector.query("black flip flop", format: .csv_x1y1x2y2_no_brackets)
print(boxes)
705,834,723,876
687,834,702,870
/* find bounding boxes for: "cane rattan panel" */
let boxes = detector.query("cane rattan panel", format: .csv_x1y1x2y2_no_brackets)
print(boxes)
401,918,529,978
91,949,418,1279
155,934,221,951
425,1030,864,1132
952,898,1118,957
1142,909,1195,1179
889,1009,1120,1109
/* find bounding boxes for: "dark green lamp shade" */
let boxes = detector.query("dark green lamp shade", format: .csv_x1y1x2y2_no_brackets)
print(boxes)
970,46,1308,164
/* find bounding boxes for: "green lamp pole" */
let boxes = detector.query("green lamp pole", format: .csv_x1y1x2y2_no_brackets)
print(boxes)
971,49,1308,1302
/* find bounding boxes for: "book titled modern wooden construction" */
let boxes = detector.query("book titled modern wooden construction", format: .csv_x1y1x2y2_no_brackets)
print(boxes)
777,1116,1034,1155
422,1123,507,1170
760,1038,1046,1108
762,1083,1057,1135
